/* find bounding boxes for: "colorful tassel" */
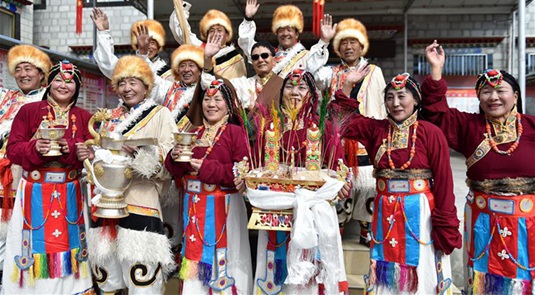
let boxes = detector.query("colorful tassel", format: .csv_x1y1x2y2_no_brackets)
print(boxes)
375,260,418,293
198,261,212,286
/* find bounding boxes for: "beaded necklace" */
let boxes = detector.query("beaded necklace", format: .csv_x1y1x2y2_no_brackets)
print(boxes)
196,120,228,159
485,113,522,156
386,120,418,171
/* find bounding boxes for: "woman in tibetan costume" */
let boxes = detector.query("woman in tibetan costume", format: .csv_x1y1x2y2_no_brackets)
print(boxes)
165,80,252,294
335,65,462,294
242,69,349,294
421,40,535,294
3,61,94,294
84,55,177,294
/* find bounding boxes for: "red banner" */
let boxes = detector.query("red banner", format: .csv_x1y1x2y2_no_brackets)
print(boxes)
76,0,83,35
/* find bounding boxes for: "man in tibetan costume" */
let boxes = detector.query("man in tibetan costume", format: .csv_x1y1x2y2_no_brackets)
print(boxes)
170,6,247,79
91,8,171,79
313,18,386,244
0,45,52,279
238,0,332,78
84,55,177,294
204,36,283,111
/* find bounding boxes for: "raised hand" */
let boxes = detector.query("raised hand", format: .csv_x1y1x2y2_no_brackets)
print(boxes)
342,65,371,96
133,24,151,55
245,0,260,19
320,14,337,43
90,8,109,31
425,40,445,80
204,33,223,59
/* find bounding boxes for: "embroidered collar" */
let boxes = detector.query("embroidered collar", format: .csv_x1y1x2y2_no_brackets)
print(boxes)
272,43,305,75
110,98,157,138
197,115,229,147
45,95,73,126
487,107,518,136
387,111,418,131
339,57,367,70
256,72,273,86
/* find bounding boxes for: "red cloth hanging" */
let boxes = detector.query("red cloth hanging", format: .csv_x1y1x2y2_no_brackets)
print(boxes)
76,0,83,35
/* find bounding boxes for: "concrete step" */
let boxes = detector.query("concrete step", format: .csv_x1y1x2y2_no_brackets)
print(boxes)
343,238,371,276
346,273,463,295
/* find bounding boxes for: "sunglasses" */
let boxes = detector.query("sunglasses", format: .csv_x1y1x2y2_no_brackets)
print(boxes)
251,53,271,61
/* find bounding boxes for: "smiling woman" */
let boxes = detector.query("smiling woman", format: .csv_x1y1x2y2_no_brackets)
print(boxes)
165,79,253,294
421,41,535,294
3,60,94,294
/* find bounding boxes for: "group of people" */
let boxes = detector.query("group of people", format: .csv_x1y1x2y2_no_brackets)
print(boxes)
0,1,531,295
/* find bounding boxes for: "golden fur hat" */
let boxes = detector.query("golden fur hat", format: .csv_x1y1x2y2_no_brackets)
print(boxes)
272,5,304,34
111,55,154,93
8,45,52,81
171,45,204,81
200,10,233,44
332,18,369,57
130,19,166,52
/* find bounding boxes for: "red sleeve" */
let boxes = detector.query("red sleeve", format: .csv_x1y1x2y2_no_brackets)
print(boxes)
420,77,478,153
6,104,47,170
164,151,192,180
198,125,249,187
424,123,462,254
334,89,379,150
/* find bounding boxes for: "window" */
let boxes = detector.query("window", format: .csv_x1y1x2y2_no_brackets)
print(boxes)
33,0,46,10
0,8,15,38
414,53,491,76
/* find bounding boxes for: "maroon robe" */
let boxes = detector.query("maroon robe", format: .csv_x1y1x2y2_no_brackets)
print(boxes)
420,77,535,181
165,123,249,187
6,100,92,171
335,89,462,254
250,115,345,170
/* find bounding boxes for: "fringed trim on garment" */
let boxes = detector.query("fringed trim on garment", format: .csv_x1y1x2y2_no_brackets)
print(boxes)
470,270,533,295
87,226,118,265
374,168,433,180
207,285,238,295
274,258,287,285
179,258,212,286
11,248,89,286
375,260,418,293
467,177,535,195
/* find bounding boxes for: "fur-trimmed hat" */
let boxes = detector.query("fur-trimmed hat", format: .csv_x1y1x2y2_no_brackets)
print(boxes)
111,55,154,93
171,45,204,81
332,18,369,57
130,19,166,52
199,10,233,44
272,5,304,34
8,45,52,81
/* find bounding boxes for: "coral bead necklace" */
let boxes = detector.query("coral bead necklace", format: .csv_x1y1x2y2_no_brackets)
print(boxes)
485,113,522,156
196,123,228,159
386,121,418,170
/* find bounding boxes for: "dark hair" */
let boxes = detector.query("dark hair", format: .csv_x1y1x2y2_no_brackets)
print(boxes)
475,70,522,114
383,74,422,119
279,70,319,123
43,60,82,105
200,80,241,125
251,41,276,57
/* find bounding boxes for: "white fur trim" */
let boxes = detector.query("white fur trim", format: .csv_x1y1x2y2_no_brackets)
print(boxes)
116,227,176,276
130,145,162,178
111,99,157,139
333,29,369,57
272,43,306,76
87,227,118,265
201,18,232,41
170,85,196,121
354,165,375,189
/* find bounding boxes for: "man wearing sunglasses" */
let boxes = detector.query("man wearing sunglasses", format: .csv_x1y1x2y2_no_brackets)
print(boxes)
238,0,335,78
204,37,283,111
